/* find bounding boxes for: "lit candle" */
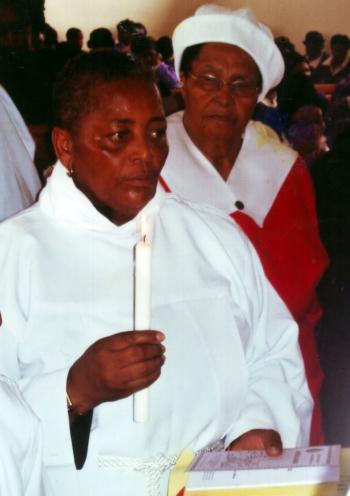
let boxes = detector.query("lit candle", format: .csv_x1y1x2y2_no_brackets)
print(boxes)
133,214,152,422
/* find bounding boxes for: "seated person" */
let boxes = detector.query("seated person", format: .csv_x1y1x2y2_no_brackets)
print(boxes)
66,27,84,50
313,34,350,84
0,50,312,496
303,31,328,79
115,19,145,53
324,77,350,146
156,36,180,88
0,375,43,495
131,36,179,96
285,105,328,168
87,28,114,50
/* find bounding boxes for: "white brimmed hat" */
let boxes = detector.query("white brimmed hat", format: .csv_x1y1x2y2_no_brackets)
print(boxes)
173,4,284,100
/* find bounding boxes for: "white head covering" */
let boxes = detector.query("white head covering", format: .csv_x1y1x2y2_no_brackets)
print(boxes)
173,4,284,100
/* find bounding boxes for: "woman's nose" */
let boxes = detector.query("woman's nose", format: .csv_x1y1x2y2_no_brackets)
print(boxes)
131,133,152,165
215,84,235,106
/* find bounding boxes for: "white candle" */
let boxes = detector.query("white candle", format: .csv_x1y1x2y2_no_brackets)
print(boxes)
133,214,152,422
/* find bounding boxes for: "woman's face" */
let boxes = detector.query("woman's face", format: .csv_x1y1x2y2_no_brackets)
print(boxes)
56,79,168,225
181,43,260,145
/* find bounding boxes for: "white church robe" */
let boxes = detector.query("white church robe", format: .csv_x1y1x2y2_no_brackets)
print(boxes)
0,162,312,496
0,375,43,495
0,85,41,221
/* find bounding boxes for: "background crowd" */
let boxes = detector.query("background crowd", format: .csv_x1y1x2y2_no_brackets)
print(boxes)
1,0,350,450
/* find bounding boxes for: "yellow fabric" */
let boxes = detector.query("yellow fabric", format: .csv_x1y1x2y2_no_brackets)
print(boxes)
168,450,195,496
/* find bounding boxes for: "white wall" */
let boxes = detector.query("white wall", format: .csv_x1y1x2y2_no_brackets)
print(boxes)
45,0,350,52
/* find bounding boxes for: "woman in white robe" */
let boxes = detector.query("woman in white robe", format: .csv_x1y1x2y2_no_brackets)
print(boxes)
0,50,312,496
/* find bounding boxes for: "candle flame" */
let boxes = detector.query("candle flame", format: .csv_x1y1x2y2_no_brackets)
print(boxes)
141,214,148,242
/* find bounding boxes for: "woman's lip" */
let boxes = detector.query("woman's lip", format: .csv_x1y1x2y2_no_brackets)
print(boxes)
121,177,157,186
207,114,235,123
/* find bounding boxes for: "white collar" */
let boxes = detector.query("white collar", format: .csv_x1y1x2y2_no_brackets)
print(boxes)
227,120,296,225
39,161,165,236
164,112,296,226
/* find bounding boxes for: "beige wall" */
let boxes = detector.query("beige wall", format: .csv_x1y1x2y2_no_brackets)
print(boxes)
45,0,349,52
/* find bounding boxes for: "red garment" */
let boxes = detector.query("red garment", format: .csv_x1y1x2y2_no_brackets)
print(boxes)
231,157,328,444
160,156,328,444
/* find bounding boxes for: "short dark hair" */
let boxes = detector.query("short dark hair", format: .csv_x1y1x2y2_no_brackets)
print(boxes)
53,49,154,133
87,28,114,50
117,19,134,34
303,31,324,47
66,27,82,43
131,35,156,57
133,22,147,37
179,44,204,77
156,36,173,60
116,19,134,45
331,34,350,49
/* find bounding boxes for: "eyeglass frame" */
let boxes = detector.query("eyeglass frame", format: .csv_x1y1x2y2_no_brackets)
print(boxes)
188,71,261,98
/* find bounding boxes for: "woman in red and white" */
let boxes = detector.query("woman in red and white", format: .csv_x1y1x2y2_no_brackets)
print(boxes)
160,4,328,444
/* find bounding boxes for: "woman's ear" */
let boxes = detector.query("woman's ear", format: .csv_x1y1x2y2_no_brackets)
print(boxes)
51,127,73,168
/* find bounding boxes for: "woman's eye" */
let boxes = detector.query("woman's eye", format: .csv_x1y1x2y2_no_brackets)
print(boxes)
203,74,217,81
110,130,129,142
150,128,166,139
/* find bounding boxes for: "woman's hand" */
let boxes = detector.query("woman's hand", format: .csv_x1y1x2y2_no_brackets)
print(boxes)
67,330,165,416
227,429,282,456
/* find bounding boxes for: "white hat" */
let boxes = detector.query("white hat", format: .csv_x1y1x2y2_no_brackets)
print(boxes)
173,4,284,100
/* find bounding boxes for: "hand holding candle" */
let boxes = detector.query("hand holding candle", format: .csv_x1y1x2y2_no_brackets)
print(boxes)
133,214,152,422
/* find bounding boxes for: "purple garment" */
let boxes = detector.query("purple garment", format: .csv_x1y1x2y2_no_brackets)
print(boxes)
155,62,180,90
115,42,128,53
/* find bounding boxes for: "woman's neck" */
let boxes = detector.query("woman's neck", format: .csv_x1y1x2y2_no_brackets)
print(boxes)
183,117,243,181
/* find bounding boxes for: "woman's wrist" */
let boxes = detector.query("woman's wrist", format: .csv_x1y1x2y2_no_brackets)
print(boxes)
66,369,93,418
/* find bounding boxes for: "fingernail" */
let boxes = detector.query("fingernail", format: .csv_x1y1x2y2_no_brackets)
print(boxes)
156,332,165,342
269,445,281,455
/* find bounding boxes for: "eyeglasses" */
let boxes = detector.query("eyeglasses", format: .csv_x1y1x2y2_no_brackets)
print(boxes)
189,72,260,97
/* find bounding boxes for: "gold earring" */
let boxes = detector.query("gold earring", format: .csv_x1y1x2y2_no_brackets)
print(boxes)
66,167,74,177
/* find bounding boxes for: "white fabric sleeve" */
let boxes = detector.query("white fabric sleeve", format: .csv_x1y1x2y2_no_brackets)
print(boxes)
0,232,75,468
0,87,41,221
0,376,45,496
196,210,313,448
225,232,312,447
20,368,74,467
